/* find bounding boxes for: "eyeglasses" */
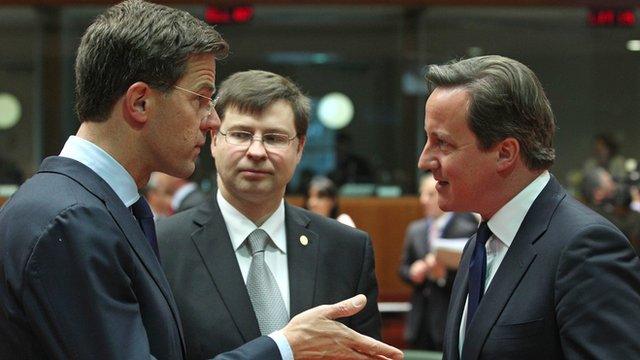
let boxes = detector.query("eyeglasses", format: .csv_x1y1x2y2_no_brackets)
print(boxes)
173,85,218,119
218,130,297,150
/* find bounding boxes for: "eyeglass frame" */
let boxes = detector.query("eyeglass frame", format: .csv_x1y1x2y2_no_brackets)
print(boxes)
173,85,219,120
217,129,298,150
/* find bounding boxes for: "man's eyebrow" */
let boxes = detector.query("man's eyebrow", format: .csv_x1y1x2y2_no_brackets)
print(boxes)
193,82,216,95
433,129,456,142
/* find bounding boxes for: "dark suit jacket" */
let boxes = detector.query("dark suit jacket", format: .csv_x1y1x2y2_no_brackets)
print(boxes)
443,176,640,360
157,197,381,360
0,157,281,360
398,213,478,350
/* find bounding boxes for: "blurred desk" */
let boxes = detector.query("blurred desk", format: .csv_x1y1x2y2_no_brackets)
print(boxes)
0,196,7,207
379,301,411,350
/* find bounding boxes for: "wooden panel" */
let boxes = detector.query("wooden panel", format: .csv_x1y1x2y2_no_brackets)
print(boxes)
0,197,7,207
288,196,420,301
341,197,420,301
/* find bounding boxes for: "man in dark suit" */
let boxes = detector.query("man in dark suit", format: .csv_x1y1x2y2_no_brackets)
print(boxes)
0,2,402,360
418,55,640,359
399,173,478,351
157,70,381,359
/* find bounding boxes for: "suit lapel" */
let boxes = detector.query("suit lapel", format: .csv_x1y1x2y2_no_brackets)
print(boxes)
285,204,320,317
190,199,261,341
461,176,565,359
39,157,186,352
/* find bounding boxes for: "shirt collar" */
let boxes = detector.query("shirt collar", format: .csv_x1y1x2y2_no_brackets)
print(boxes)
487,171,550,248
59,135,139,207
216,190,287,254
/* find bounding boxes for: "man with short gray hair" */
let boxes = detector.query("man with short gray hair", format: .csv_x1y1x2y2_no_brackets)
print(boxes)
0,2,402,360
418,55,640,359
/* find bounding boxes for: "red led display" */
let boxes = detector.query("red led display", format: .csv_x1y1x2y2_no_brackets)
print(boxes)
588,8,635,27
205,5,254,25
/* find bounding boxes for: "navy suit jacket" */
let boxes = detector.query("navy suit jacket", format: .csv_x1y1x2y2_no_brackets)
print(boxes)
0,157,280,359
157,197,381,360
443,176,640,359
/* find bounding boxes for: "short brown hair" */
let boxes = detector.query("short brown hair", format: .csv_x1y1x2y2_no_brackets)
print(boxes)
425,55,556,170
215,70,311,137
75,0,228,122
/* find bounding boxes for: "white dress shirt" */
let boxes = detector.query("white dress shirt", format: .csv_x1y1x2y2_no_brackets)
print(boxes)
59,135,139,206
459,171,550,354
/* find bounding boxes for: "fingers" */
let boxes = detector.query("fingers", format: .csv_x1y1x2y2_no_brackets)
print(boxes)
351,333,404,360
322,294,367,320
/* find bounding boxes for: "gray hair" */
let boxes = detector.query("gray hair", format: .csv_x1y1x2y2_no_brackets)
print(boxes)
425,55,555,170
215,70,311,137
75,0,228,122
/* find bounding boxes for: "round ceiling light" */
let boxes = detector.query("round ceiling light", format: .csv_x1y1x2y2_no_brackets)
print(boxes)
317,92,354,130
0,93,22,130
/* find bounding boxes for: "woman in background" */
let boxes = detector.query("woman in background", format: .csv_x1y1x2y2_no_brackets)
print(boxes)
304,176,356,227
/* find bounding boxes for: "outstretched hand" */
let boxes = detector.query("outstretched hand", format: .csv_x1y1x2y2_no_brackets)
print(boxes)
282,294,403,359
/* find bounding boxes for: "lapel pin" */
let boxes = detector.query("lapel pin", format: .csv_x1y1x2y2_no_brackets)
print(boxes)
299,235,309,246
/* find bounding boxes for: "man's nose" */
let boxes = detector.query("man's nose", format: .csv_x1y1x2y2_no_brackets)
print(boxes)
201,109,221,132
246,137,268,158
418,146,438,171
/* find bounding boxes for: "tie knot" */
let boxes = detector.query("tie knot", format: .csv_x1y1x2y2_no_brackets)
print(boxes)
131,197,153,220
246,229,270,255
476,221,492,246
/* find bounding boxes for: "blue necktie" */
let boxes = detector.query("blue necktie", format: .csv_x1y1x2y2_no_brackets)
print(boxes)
467,221,492,328
130,196,160,259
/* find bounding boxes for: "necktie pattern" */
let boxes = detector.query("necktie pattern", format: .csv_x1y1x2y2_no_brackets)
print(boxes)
245,229,289,335
466,221,492,328
130,196,160,259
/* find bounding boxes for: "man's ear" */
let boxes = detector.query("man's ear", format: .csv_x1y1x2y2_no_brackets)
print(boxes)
123,82,152,128
296,135,306,162
496,137,520,171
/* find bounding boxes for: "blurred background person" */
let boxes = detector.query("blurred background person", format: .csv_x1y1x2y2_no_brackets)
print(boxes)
143,172,175,219
583,133,627,182
328,133,376,188
0,156,24,186
153,172,208,215
398,173,478,351
303,175,356,227
581,167,640,254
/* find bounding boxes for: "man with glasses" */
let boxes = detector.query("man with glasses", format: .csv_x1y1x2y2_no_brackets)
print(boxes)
0,1,402,359
157,70,382,359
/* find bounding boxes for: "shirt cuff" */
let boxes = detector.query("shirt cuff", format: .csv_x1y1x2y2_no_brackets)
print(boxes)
268,330,293,360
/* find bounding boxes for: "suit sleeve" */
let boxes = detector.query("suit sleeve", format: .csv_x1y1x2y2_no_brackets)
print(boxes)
555,224,640,358
350,235,382,340
212,335,281,360
21,204,154,359
398,223,419,285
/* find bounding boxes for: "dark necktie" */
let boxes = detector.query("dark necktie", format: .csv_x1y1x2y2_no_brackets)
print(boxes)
130,196,160,259
467,221,492,327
